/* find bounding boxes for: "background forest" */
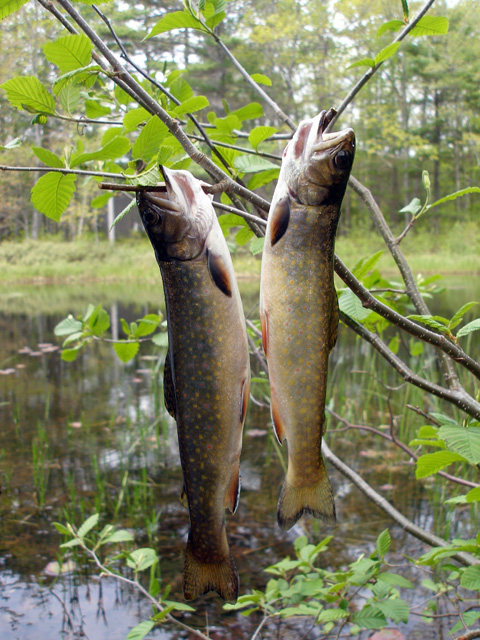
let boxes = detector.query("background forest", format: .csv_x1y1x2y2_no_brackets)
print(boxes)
1,0,479,253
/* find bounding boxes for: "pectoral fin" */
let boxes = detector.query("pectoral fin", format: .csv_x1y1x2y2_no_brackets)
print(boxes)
225,463,241,514
260,308,268,357
270,393,286,444
207,249,233,297
269,195,290,247
163,345,176,418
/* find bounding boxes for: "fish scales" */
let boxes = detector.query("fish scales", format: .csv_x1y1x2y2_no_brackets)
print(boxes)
137,168,250,602
260,108,355,530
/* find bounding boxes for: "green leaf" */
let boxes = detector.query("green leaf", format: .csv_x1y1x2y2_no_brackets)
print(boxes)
132,116,168,162
110,199,136,230
437,425,480,465
374,42,401,65
376,599,409,623
162,600,196,612
32,147,65,169
466,487,480,503
85,100,111,119
126,548,158,572
248,126,277,150
460,565,480,590
399,197,422,215
55,314,83,336
152,332,168,347
428,187,480,211
317,608,348,622
250,236,265,256
416,451,468,478
449,302,478,330
172,95,209,117
61,347,82,362
377,20,404,37
235,227,255,246
376,529,391,558
250,73,272,86
77,513,99,538
1,76,55,114
353,605,387,629
233,155,279,173
91,192,114,209
338,289,371,322
0,0,28,19
102,530,135,544
113,341,140,363
0,136,21,150
247,168,280,190
457,319,480,338
52,65,102,96
230,102,264,121
31,172,77,222
410,16,449,37
53,522,72,536
88,305,110,337
450,611,480,635
123,107,150,132
71,136,131,168
378,572,414,589
43,35,93,74
218,213,248,232
146,11,207,38
406,314,451,334
126,620,155,640
135,314,161,338
348,57,375,70
352,250,384,279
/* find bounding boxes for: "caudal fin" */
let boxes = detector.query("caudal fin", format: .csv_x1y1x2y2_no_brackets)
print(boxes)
183,534,239,603
277,460,336,531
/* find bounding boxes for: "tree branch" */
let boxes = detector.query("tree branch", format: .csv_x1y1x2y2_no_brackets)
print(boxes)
335,256,480,383
338,310,480,420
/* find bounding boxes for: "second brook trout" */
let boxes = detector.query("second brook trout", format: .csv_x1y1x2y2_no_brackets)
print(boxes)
137,169,250,602
260,109,355,530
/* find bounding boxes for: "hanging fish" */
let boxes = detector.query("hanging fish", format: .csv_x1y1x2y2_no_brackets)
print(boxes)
137,168,250,602
260,108,355,530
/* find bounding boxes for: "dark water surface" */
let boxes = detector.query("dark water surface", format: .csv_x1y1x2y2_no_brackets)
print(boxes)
0,275,479,639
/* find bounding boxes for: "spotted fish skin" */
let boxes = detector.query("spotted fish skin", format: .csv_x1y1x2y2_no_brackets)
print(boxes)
260,109,355,531
137,169,250,602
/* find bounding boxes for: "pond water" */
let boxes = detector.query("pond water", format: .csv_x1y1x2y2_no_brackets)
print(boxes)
0,274,479,640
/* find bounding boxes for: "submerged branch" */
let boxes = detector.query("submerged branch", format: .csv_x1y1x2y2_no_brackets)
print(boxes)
322,440,478,567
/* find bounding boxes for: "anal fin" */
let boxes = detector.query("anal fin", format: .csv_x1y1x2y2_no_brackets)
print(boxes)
270,394,286,444
225,462,241,514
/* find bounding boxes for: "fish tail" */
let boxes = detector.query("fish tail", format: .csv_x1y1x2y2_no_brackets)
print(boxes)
183,531,239,603
277,458,336,531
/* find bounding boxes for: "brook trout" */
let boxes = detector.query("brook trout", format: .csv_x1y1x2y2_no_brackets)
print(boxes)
260,108,355,530
137,168,250,602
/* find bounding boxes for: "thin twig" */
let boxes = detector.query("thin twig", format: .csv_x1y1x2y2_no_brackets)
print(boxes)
0,165,124,179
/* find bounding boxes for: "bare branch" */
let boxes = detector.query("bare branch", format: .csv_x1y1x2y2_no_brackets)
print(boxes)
0,164,124,179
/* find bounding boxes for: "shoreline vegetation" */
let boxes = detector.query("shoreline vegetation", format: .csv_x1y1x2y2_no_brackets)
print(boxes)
1,229,479,288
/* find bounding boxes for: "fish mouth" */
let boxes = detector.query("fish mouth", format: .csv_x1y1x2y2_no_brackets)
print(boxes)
140,188,182,213
310,108,355,153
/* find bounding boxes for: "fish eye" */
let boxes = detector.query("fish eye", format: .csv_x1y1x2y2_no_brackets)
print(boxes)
334,150,353,170
143,208,161,226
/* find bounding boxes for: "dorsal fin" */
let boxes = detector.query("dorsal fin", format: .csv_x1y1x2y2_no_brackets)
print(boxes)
163,344,176,418
207,250,233,297
270,195,290,247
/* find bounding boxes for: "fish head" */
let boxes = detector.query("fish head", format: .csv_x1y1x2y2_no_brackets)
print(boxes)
137,167,214,262
281,108,355,206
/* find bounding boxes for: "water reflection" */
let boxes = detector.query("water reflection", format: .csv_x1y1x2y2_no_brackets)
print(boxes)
0,277,479,639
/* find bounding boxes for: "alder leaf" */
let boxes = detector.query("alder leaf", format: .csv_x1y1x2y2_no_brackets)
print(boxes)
43,35,93,74
31,172,77,222
1,76,55,114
